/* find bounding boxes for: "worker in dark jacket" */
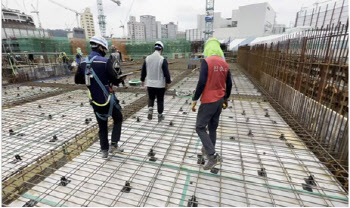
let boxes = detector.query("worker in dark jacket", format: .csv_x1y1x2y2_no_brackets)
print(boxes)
75,47,83,65
191,38,232,170
75,36,126,159
141,41,171,122
110,45,126,88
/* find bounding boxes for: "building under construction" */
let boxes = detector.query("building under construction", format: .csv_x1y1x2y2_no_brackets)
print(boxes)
1,2,349,208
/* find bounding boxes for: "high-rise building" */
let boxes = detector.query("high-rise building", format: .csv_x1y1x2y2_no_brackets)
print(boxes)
127,16,145,41
80,8,95,40
294,0,348,28
140,15,157,40
194,2,277,40
185,29,204,41
236,2,276,37
166,22,178,39
176,31,186,39
127,15,180,41
160,22,178,39
161,24,168,39
156,21,162,39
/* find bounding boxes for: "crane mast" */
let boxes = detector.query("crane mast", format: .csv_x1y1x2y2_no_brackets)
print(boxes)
204,0,214,40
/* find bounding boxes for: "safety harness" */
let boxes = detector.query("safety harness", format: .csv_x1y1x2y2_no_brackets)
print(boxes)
85,55,121,121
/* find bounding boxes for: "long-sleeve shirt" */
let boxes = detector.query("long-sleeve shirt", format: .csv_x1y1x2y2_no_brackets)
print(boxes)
74,51,122,104
140,58,171,84
192,59,232,101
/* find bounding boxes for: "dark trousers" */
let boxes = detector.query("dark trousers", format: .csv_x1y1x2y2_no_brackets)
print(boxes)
147,87,166,114
196,98,223,155
92,103,123,151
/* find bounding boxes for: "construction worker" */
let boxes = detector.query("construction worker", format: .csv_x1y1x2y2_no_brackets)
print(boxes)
74,36,126,158
60,52,71,75
191,38,232,170
141,41,171,122
117,50,123,62
110,45,126,88
75,47,83,65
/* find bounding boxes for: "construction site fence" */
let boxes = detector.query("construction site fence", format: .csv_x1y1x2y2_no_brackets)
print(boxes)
238,22,349,167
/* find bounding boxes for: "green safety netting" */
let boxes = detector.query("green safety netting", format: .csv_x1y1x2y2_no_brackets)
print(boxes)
126,38,191,59
3,37,191,60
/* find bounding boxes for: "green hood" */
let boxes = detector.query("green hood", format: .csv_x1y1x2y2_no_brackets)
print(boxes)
203,38,224,58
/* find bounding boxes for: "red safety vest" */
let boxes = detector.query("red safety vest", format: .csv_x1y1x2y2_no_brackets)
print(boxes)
201,55,229,104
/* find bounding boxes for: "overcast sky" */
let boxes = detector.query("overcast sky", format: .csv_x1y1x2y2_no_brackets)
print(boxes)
4,0,318,38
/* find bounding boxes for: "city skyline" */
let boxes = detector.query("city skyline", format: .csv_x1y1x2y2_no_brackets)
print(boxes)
3,0,318,38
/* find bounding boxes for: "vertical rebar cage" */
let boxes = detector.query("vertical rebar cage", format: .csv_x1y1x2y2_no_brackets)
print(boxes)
238,22,349,190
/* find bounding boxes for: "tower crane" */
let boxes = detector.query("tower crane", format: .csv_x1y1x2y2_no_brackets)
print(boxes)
30,0,42,29
97,0,121,37
204,0,214,40
48,0,81,28
119,20,125,38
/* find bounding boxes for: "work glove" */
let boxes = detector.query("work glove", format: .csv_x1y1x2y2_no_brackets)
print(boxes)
191,101,197,112
223,99,228,109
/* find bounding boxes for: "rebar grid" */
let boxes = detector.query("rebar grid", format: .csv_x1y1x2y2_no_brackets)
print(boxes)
2,85,63,107
238,23,348,181
5,94,348,207
2,61,192,205
170,67,261,98
2,91,142,180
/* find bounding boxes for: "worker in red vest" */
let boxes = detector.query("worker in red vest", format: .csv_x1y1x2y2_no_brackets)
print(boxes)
191,38,232,170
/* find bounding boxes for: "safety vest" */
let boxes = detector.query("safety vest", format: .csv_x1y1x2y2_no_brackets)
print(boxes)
200,55,229,104
145,51,165,88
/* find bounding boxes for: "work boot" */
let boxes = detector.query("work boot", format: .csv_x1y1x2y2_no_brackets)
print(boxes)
109,143,124,153
201,146,208,158
148,107,153,120
101,150,109,159
158,114,164,122
203,153,222,170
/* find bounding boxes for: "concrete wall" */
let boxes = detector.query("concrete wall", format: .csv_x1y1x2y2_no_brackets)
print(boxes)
4,64,70,83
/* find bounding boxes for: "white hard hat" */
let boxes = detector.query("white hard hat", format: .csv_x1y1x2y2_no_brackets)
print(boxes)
90,36,109,51
155,41,164,49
